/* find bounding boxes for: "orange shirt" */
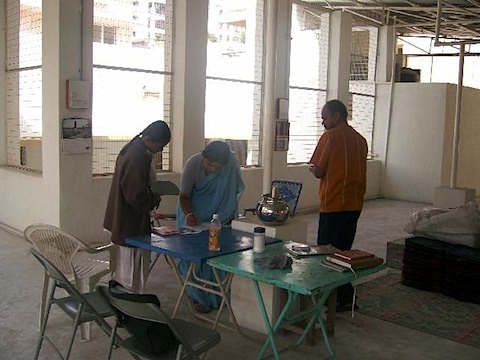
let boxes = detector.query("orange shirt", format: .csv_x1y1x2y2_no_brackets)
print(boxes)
309,122,368,212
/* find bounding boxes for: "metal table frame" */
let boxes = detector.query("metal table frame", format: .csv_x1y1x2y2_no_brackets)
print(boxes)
126,228,281,332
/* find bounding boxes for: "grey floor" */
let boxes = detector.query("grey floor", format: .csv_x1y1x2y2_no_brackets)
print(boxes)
2,198,480,360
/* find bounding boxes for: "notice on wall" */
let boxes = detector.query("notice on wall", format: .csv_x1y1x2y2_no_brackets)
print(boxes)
62,118,92,154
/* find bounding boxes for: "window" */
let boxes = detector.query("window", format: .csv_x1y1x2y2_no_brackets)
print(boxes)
288,5,377,163
287,4,329,164
153,2,165,15
349,26,378,155
93,25,116,44
205,0,264,166
5,0,42,172
154,19,164,29
92,0,173,175
401,37,480,90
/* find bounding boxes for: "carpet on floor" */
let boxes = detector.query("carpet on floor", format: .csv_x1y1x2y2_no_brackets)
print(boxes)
356,272,480,348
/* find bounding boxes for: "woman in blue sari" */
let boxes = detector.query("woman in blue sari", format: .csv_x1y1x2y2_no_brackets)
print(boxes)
176,141,245,313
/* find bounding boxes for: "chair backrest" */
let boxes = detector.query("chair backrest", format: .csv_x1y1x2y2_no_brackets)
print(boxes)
30,248,112,324
271,180,303,217
97,284,171,326
97,283,202,359
150,180,180,196
25,224,80,279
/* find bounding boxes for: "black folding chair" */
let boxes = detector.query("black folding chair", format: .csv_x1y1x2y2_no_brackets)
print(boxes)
30,248,113,360
96,281,221,360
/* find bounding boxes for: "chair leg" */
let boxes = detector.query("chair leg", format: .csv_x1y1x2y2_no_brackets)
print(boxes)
34,281,55,360
64,304,83,360
106,321,118,360
38,272,50,330
77,278,91,341
175,344,184,360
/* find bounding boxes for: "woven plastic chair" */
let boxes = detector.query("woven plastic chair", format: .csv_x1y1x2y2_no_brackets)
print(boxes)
271,180,303,217
30,249,113,360
97,282,221,360
24,223,114,340
244,180,303,218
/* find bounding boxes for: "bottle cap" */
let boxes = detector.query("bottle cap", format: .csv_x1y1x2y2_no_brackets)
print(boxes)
213,213,219,219
254,227,265,233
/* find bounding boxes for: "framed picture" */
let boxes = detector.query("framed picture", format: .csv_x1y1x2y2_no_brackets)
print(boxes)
275,120,290,151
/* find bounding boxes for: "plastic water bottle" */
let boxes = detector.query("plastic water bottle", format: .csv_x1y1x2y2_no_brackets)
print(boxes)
208,213,221,251
253,227,266,253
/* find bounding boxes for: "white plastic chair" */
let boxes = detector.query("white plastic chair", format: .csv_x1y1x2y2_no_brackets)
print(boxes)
24,223,115,341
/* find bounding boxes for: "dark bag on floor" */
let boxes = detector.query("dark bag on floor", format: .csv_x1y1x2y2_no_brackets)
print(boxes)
108,280,179,355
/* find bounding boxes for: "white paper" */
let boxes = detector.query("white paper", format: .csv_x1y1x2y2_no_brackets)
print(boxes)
184,222,211,232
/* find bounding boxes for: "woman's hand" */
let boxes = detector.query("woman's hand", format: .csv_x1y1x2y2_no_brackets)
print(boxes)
186,212,199,226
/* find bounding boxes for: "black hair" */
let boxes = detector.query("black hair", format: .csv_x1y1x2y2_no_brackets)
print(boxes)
141,120,171,144
202,141,231,166
324,100,348,119
120,121,171,155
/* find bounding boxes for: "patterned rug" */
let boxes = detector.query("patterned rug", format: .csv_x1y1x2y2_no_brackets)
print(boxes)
356,272,480,348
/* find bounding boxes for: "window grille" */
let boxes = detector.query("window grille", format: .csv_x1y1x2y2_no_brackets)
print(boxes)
288,4,329,164
205,0,264,167
349,26,378,155
92,0,173,175
5,0,42,172
288,6,378,164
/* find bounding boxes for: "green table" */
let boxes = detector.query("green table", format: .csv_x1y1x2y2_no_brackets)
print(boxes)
207,241,386,359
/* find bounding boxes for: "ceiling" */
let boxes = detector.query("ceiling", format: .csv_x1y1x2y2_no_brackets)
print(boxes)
301,0,480,42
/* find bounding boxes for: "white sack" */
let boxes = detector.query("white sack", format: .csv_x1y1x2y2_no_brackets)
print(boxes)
404,200,480,248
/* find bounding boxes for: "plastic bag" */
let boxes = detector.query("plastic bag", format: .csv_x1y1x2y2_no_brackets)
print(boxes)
404,201,480,247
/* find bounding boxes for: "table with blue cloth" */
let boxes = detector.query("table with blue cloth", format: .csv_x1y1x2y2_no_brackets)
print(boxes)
207,240,386,359
126,227,281,332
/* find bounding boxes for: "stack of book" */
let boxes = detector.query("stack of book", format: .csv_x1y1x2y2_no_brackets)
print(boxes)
321,249,383,272
443,244,480,304
401,236,449,292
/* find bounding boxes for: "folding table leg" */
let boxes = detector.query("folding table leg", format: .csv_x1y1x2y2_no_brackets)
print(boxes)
253,280,296,360
210,268,244,333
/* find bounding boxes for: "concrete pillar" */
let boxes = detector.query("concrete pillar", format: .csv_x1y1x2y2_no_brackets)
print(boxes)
172,0,208,171
376,25,395,83
327,11,352,104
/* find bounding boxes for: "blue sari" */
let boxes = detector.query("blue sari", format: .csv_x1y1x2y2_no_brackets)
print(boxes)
176,153,244,309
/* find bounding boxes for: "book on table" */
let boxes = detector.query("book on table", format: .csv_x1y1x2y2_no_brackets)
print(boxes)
326,254,384,270
319,259,350,272
285,243,340,257
333,249,375,261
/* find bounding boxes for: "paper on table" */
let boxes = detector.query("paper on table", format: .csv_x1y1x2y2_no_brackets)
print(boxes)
184,222,211,232
152,225,200,237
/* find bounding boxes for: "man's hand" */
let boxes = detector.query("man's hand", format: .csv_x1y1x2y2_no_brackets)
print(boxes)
150,192,161,209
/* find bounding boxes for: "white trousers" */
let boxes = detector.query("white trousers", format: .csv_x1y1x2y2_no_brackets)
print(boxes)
113,245,151,293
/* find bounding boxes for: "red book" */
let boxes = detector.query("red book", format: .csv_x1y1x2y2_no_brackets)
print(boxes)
326,255,384,270
333,249,375,261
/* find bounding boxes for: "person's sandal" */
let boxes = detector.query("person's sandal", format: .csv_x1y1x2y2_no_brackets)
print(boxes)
193,301,211,314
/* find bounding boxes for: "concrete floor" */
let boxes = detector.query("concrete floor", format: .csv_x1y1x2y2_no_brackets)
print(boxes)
2,198,480,360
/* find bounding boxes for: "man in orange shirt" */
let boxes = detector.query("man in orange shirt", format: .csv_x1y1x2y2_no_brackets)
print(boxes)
309,99,368,311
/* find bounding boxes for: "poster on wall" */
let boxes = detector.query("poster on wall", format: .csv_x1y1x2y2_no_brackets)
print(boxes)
275,120,290,151
62,118,92,154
